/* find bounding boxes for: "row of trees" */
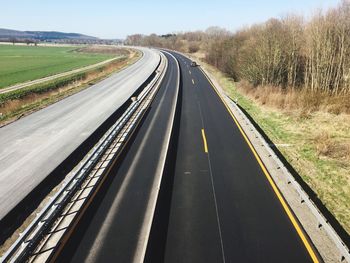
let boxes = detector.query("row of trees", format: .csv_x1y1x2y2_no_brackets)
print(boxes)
126,0,350,95
5,37,39,46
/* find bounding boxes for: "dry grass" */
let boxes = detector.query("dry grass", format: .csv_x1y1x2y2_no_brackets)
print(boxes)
236,81,350,115
314,131,350,160
76,46,131,56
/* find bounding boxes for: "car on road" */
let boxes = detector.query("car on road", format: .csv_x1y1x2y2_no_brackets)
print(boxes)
190,61,197,67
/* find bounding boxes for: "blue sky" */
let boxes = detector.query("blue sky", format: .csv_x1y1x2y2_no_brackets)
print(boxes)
1,0,340,39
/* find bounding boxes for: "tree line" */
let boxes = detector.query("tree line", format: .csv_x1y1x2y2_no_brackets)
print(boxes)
126,0,350,95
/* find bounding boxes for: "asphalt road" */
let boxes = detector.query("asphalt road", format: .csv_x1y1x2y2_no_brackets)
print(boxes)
161,52,316,262
55,52,179,262
7,48,320,262
51,51,319,263
0,48,159,220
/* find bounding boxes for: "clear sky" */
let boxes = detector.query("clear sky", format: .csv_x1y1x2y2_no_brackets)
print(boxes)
1,0,340,39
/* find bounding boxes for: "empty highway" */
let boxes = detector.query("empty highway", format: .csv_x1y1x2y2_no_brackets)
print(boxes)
0,48,159,221
160,52,318,262
49,51,319,263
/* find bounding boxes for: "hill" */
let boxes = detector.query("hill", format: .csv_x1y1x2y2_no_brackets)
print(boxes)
0,28,98,41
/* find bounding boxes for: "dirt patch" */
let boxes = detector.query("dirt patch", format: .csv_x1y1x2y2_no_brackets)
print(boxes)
314,132,350,160
76,45,131,56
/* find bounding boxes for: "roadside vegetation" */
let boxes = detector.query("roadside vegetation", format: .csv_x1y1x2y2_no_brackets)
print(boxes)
126,0,350,233
0,47,141,126
0,45,114,88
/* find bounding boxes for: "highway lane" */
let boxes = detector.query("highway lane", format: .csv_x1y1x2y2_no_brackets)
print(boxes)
54,52,179,262
161,52,318,262
26,50,320,263
0,48,159,220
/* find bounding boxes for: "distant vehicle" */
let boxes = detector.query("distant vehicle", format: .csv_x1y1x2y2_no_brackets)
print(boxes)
190,61,197,67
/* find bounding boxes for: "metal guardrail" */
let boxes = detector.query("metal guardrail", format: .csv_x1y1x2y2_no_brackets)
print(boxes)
1,52,167,263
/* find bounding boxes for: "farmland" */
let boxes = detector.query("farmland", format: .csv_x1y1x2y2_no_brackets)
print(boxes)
0,45,113,88
0,48,140,126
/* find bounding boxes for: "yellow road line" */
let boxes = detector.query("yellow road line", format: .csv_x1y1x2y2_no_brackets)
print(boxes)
201,129,208,153
192,79,195,85
200,68,319,263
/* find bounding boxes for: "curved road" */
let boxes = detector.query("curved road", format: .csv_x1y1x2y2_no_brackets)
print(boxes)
55,51,179,263
53,51,318,263
0,48,160,220
161,52,317,262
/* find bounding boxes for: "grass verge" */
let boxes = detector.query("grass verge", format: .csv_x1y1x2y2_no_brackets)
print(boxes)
193,55,350,235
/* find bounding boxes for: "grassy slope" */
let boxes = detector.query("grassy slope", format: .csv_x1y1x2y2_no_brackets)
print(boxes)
196,58,350,233
0,45,112,88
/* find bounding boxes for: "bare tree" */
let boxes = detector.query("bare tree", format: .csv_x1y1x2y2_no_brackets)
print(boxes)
124,2,350,96
305,1,350,94
9,37,17,45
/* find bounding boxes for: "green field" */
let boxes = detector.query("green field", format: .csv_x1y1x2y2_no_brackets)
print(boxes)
0,45,113,89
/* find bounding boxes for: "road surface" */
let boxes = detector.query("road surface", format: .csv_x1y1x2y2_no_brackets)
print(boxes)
55,51,179,262
53,51,318,263
160,52,317,262
0,48,159,220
